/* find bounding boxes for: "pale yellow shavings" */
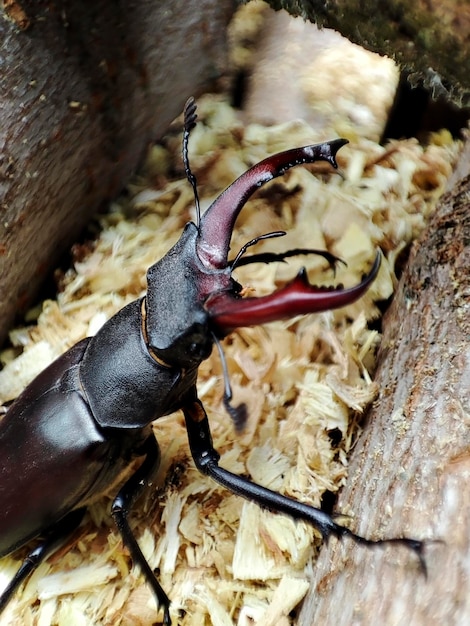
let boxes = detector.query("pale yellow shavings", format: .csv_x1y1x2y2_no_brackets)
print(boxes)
0,16,462,626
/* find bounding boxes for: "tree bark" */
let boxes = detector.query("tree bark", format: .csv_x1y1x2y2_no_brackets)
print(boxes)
264,0,470,107
0,0,235,342
298,143,470,624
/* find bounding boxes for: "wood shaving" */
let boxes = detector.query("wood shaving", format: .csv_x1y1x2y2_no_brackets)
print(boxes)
0,33,462,626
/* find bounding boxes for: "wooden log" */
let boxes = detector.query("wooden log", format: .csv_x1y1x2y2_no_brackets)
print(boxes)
298,143,470,624
266,0,470,106
0,0,235,342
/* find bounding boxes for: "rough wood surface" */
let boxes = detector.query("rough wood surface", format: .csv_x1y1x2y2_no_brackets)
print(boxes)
298,145,470,624
263,0,470,106
0,0,235,342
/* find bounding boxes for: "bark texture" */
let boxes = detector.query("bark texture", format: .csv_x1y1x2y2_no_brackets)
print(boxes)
263,0,470,107
298,148,470,624
0,0,235,342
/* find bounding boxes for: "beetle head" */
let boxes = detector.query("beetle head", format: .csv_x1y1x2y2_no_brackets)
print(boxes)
145,222,226,368
144,98,380,372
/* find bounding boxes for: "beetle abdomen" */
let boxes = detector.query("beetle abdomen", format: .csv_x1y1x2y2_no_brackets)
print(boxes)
0,341,116,556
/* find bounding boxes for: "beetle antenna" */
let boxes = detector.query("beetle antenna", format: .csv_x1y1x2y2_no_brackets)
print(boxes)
230,231,286,270
213,334,248,431
183,97,202,227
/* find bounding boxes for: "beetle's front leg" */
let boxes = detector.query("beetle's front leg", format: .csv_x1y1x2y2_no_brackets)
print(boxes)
111,434,171,626
182,398,426,570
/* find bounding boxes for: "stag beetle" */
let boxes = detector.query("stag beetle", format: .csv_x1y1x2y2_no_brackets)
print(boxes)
0,98,424,624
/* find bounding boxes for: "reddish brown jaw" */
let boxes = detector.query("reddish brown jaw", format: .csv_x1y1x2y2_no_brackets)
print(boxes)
197,140,348,269
206,253,381,335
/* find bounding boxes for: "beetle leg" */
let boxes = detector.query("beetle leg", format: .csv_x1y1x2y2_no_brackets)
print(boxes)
0,508,86,613
111,435,172,626
182,398,426,573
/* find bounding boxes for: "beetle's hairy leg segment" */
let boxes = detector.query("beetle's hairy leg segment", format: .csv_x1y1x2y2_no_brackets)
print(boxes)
0,508,86,614
111,436,171,626
182,399,425,573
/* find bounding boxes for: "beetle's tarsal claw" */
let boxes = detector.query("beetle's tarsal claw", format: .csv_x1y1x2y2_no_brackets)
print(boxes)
393,537,428,577
340,526,428,577
378,537,428,577
402,536,446,578
413,539,428,577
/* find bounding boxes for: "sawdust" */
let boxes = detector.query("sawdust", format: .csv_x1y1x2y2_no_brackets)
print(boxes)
0,13,462,626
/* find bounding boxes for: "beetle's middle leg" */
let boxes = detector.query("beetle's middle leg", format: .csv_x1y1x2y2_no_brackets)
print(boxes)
183,398,426,571
111,434,172,626
0,508,86,613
